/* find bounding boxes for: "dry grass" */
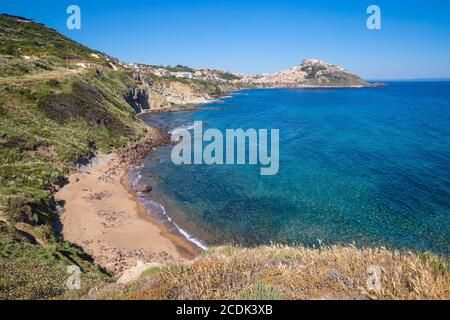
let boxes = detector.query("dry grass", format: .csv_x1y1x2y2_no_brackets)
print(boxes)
99,245,449,300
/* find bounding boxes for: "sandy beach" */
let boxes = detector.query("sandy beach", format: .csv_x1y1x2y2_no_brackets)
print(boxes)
55,130,199,275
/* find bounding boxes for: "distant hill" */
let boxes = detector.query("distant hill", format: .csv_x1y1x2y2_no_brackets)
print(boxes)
243,58,376,87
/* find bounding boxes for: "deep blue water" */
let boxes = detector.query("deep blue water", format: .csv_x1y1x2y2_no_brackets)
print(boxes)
140,82,450,254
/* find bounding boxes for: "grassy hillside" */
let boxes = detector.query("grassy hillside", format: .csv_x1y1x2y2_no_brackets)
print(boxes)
0,14,146,299
0,14,110,75
0,14,243,299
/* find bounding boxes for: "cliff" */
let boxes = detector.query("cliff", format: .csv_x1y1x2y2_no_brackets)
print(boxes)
121,58,382,113
123,66,247,112
124,72,235,113
0,14,246,299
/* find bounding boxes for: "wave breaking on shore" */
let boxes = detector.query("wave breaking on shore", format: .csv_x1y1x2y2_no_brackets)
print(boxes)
128,168,208,251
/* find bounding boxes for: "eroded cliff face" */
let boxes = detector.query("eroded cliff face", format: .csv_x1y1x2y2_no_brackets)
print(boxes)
125,73,217,113
163,80,213,106
124,85,151,113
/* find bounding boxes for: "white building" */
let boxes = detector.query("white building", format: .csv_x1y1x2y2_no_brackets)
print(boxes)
171,72,194,79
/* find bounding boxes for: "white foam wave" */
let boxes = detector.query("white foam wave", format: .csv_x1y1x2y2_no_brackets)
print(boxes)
169,122,201,141
139,198,208,251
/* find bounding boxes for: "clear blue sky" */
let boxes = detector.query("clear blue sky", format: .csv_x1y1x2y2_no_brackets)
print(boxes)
2,0,450,79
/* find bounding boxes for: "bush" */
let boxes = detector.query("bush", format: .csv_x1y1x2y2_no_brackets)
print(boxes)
237,281,284,300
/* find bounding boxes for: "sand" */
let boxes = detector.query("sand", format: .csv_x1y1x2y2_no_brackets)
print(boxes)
55,152,196,275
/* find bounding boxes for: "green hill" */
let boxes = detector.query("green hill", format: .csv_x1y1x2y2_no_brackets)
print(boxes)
0,14,147,299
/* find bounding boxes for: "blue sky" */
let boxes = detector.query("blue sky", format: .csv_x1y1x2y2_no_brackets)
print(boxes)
1,0,450,79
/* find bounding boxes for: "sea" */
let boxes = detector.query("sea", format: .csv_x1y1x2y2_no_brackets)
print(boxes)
130,82,450,254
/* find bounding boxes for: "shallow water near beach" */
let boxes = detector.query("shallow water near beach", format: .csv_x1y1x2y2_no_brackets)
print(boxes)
139,82,450,254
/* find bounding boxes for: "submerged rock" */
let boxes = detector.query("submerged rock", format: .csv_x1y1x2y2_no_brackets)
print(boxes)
133,177,153,193
134,183,152,193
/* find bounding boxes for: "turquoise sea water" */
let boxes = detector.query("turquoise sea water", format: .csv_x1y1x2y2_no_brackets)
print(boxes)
139,82,450,254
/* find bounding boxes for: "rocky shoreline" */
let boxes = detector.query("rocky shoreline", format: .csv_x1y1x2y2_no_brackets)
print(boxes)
118,126,172,167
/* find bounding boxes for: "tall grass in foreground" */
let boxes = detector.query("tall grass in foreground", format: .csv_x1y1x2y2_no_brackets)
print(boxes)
95,245,449,300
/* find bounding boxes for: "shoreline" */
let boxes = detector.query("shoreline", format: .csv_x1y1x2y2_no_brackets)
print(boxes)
136,83,386,114
121,173,204,255
55,128,200,275
128,173,210,252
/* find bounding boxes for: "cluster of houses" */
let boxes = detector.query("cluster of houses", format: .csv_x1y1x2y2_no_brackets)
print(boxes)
120,62,240,83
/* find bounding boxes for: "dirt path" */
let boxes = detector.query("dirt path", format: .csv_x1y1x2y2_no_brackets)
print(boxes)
0,68,84,85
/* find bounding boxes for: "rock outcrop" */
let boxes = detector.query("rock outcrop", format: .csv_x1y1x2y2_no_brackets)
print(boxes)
125,73,226,113
124,75,152,113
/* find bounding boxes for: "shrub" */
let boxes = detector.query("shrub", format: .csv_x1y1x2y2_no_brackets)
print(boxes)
237,281,284,300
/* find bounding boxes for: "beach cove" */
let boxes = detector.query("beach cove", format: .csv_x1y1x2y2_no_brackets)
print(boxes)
55,127,200,275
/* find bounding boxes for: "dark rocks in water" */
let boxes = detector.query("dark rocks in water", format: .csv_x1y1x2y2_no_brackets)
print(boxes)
134,182,152,193
133,172,154,193
118,127,171,166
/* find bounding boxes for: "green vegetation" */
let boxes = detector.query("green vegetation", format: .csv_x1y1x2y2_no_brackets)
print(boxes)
217,71,242,81
0,68,145,221
164,64,195,73
300,63,364,86
0,222,110,300
418,252,450,276
0,14,108,69
0,16,244,300
237,281,285,300
0,14,145,299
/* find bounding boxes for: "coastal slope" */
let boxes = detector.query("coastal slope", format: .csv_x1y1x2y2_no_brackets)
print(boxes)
0,13,232,298
0,13,146,299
